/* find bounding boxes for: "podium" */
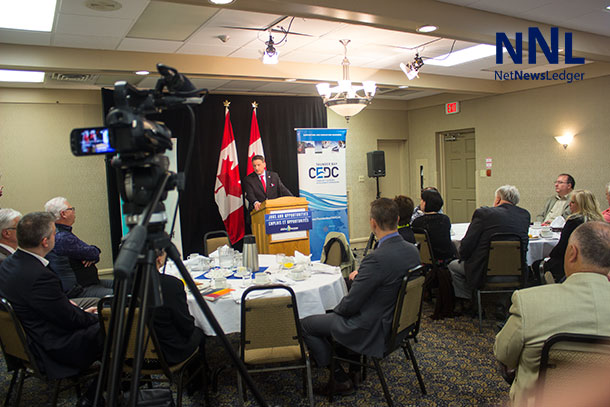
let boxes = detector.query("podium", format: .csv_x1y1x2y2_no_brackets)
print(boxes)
250,197,311,255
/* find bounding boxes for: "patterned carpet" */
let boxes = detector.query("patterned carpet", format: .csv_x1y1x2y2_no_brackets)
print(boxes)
0,301,510,406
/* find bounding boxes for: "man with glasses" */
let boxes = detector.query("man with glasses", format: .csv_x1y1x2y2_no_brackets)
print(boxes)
0,208,21,265
44,197,113,301
537,173,575,224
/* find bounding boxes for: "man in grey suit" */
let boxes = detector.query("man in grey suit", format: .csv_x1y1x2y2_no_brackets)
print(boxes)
494,221,610,406
0,208,21,264
448,185,530,304
301,198,420,394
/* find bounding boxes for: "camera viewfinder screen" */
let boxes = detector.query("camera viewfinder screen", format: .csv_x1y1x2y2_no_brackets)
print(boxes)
79,128,115,154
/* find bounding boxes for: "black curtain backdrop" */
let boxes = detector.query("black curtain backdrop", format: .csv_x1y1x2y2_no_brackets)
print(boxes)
103,90,327,259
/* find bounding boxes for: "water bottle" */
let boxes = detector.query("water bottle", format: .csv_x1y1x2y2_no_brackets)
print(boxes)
242,235,259,272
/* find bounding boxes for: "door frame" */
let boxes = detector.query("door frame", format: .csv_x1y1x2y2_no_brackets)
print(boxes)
435,127,477,211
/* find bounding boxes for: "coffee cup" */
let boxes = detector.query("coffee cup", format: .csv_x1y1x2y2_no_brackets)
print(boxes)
540,226,553,238
213,277,228,289
254,273,270,285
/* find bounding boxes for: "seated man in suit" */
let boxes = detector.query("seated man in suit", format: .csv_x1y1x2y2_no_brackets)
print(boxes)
44,196,113,300
242,154,292,211
448,185,530,309
301,198,420,394
494,221,610,406
0,212,103,380
0,208,21,265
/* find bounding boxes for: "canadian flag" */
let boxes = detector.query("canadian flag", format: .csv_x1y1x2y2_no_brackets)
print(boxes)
214,105,245,244
247,103,265,175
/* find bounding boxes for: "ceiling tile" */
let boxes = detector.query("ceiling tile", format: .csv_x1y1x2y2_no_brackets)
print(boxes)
55,13,133,37
118,37,182,53
53,34,122,50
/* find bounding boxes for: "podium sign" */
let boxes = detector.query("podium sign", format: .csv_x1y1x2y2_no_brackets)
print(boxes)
265,209,313,234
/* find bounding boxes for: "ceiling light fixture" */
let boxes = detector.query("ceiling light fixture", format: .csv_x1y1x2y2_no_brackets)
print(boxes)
208,0,235,4
0,0,57,31
135,70,150,75
316,39,376,121
0,69,45,82
262,34,279,64
417,25,438,33
399,53,424,80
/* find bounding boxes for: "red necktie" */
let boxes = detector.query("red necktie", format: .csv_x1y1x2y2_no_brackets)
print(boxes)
260,174,266,192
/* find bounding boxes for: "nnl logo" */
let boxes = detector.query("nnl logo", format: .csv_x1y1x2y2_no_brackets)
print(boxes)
496,27,584,65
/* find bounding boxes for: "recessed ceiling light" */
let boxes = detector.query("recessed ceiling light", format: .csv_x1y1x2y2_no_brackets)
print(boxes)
426,44,506,67
0,70,45,82
399,85,409,89
0,0,57,32
284,78,297,82
209,0,235,4
417,25,438,33
135,70,150,75
606,5,610,11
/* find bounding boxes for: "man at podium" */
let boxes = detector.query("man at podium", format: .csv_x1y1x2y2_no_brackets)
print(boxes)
243,155,293,211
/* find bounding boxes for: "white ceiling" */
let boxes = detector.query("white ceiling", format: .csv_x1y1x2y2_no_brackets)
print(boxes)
0,0,608,100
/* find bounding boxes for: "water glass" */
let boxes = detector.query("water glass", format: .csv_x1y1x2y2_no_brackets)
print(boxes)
241,271,252,287
219,246,233,268
275,253,286,266
213,277,228,289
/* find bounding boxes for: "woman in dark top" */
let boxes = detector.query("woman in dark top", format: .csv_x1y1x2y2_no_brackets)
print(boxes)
394,195,416,244
544,189,604,281
411,189,456,263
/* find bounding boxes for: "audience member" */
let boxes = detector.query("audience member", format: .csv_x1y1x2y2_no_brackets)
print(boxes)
448,185,530,305
538,173,574,224
603,182,610,223
301,198,420,395
494,221,610,406
0,208,21,264
0,212,103,379
410,186,440,222
44,197,113,300
394,195,416,244
152,250,207,367
411,189,456,263
537,189,604,282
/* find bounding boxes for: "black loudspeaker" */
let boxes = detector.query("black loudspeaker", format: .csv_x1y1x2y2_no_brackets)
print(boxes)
367,151,385,177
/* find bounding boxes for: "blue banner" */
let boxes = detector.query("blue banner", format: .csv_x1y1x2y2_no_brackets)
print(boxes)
265,210,313,234
296,128,349,260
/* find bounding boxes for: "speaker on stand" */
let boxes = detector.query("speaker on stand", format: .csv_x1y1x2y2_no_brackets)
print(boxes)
364,150,386,256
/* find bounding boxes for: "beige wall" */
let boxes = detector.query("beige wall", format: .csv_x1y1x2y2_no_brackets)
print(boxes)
328,106,410,241
407,75,610,219
0,89,113,269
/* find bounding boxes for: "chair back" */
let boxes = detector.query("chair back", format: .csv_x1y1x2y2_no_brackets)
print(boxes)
324,240,342,267
387,266,426,352
413,229,436,266
320,232,356,278
203,230,231,256
485,233,527,284
537,333,610,403
0,297,42,375
240,285,306,365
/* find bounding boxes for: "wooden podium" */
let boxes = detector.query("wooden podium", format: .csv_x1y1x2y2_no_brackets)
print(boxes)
250,197,311,255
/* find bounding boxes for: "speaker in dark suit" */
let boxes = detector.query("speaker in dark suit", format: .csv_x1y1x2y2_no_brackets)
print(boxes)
242,155,293,211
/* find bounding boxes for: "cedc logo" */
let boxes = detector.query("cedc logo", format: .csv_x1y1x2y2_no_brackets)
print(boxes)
309,166,339,179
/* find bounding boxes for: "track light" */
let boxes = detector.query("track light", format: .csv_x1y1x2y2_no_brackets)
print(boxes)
262,35,279,64
399,53,424,80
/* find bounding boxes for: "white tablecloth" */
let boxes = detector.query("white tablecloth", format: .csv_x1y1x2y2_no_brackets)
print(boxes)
164,254,347,336
450,223,560,266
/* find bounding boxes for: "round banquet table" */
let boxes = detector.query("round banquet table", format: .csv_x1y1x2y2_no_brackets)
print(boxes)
450,223,560,266
163,254,347,336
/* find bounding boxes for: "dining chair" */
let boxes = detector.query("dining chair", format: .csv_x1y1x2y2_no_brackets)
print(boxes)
203,230,231,256
537,332,610,405
236,285,314,407
476,233,527,331
413,228,437,268
320,231,356,278
328,266,427,406
97,296,207,407
0,297,96,407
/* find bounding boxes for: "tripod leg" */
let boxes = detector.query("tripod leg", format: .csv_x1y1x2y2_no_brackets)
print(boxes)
166,243,268,407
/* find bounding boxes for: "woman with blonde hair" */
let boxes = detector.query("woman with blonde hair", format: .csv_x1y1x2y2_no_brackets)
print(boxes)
545,189,604,281
602,182,610,223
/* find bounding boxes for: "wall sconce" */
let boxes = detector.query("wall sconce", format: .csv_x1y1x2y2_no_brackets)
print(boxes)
554,133,574,149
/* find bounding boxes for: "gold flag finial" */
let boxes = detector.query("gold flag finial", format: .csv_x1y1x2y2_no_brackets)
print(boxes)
252,101,258,109
223,100,231,108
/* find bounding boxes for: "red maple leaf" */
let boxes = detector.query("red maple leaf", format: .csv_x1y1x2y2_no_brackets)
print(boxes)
217,157,242,197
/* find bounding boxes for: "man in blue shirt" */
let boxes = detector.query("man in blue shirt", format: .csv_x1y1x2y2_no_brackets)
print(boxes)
44,197,113,300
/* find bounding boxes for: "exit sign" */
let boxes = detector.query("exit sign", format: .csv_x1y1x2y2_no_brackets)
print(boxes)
445,101,460,115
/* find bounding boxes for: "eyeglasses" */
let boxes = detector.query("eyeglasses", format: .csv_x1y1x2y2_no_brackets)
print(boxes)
4,227,16,230
554,181,568,185
64,207,75,212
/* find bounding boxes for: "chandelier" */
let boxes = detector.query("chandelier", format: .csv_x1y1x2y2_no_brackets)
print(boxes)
316,39,376,120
